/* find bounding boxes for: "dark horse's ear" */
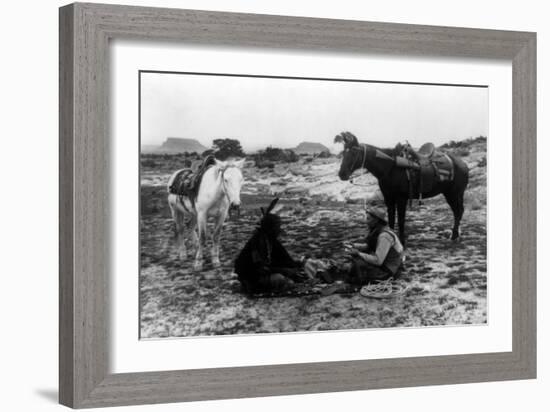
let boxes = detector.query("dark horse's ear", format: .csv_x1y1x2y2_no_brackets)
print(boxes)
342,131,359,148
265,197,279,214
334,131,358,149
260,207,265,216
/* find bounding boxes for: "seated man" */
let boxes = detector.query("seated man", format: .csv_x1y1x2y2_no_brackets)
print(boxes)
234,198,302,294
345,205,405,285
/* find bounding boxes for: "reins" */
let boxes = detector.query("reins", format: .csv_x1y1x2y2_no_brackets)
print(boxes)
218,164,240,203
219,168,231,203
346,145,371,211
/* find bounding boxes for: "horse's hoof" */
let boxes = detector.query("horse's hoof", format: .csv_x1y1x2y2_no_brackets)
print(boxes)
179,251,188,260
449,232,461,242
193,261,203,271
212,259,221,268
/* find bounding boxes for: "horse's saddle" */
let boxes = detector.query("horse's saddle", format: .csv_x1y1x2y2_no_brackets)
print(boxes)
414,142,436,159
168,155,217,202
394,142,454,197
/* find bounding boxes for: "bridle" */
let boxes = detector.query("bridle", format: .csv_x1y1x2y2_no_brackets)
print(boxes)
348,144,368,184
218,165,241,206
219,167,231,202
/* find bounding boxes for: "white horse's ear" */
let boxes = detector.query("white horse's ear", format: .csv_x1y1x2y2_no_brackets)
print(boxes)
214,158,227,169
233,158,245,169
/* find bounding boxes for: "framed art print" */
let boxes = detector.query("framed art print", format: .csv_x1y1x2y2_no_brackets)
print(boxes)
59,3,536,408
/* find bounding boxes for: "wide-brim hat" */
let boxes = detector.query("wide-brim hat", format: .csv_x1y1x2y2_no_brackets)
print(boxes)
366,205,388,224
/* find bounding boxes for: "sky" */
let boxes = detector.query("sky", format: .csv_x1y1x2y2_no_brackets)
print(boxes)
140,71,488,153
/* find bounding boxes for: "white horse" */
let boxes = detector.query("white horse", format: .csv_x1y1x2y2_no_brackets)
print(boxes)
167,158,245,270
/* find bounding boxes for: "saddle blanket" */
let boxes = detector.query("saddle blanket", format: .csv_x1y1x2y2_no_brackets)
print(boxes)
428,154,454,182
168,169,196,197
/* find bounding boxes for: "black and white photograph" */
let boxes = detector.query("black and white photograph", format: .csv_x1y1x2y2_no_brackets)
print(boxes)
139,71,488,338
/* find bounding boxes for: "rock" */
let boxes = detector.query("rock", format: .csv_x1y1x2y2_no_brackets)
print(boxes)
173,281,195,295
293,142,331,154
273,166,289,177
203,280,217,289
156,137,208,154
229,281,243,293
285,186,309,195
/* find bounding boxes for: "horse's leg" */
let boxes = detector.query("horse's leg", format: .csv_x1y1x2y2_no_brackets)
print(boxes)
386,198,396,230
169,198,187,259
396,197,408,246
187,214,198,254
444,189,465,241
176,211,188,260
211,210,228,268
193,211,207,271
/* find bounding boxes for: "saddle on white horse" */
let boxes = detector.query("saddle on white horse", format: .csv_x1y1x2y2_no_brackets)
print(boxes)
168,155,217,203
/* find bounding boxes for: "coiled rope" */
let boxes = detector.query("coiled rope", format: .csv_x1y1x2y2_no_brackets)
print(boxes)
359,277,409,299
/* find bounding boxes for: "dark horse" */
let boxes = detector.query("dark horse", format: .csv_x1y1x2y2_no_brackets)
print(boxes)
335,131,469,244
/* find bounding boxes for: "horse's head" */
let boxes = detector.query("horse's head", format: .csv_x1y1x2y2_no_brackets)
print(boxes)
334,131,363,180
216,158,245,209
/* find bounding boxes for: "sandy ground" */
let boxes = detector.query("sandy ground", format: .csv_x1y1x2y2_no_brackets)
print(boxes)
140,142,487,338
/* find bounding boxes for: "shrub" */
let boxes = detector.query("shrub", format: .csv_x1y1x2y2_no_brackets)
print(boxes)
440,136,487,150
477,156,487,168
470,197,482,210
451,147,470,157
473,135,487,144
141,158,156,168
256,160,275,169
254,146,299,165
211,138,245,160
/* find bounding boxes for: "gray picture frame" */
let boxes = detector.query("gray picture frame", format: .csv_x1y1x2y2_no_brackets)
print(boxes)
59,2,536,408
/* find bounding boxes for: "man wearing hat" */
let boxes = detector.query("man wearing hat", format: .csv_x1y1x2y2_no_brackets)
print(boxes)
345,205,405,284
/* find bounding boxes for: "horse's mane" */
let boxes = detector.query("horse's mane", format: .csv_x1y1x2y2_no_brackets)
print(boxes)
378,147,399,157
208,159,244,182
214,158,244,172
362,144,399,158
226,158,244,167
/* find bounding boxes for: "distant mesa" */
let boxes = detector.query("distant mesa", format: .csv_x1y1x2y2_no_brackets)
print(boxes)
144,138,208,154
293,141,330,154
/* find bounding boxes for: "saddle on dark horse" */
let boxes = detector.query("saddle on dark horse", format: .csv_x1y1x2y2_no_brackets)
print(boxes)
395,142,454,203
168,155,217,204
